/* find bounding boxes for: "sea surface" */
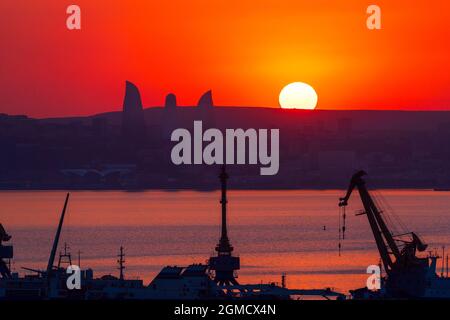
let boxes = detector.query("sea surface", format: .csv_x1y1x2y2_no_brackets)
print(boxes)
1,189,450,294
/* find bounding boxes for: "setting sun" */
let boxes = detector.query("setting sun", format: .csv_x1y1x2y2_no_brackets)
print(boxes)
279,82,318,110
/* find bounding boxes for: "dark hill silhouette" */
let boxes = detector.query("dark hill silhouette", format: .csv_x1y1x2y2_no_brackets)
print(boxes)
1,81,450,190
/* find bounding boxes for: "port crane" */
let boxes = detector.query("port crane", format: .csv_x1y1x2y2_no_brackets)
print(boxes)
339,171,437,298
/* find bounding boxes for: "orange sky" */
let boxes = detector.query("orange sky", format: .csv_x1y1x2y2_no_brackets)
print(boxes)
0,0,449,117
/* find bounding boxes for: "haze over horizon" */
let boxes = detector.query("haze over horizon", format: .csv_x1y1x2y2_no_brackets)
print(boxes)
1,0,450,117
8,102,450,121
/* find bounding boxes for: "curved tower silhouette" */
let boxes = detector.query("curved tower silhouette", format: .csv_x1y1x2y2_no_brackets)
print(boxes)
197,90,214,109
122,81,146,141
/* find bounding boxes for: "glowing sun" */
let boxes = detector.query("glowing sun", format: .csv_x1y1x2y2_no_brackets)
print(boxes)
279,82,318,110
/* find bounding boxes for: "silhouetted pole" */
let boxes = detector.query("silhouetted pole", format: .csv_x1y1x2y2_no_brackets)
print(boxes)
447,254,449,278
220,166,228,242
118,246,125,281
210,165,240,285
47,193,70,275
78,250,82,268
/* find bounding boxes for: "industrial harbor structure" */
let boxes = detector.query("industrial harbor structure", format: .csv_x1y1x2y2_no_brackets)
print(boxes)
339,171,450,299
0,167,344,300
1,168,450,300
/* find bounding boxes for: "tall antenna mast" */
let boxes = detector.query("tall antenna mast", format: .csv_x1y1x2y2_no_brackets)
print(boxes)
209,165,240,286
117,246,125,281
218,165,231,252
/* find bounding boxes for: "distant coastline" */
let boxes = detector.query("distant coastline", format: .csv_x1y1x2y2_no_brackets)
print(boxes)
1,82,450,191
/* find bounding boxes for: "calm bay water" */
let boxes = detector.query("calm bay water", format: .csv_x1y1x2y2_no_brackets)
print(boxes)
1,189,450,293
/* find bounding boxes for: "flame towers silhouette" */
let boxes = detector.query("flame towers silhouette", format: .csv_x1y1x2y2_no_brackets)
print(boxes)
209,166,240,286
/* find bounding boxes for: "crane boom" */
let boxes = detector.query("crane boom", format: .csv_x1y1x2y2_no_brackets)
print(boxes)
46,193,70,276
339,171,401,273
339,171,440,298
